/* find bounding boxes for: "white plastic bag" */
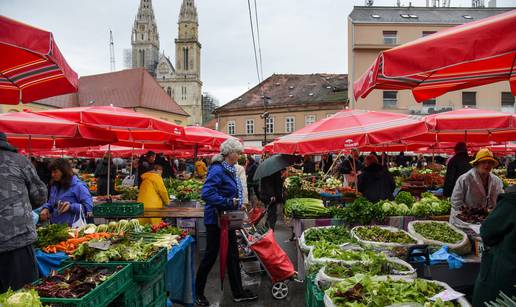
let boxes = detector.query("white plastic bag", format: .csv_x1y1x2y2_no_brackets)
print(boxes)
407,220,471,255
71,204,87,229
121,175,135,187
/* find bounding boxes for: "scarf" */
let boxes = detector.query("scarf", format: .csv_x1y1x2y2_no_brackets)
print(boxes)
222,161,243,209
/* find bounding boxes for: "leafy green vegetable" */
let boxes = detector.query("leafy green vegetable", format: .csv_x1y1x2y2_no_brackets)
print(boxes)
378,200,411,216
0,288,42,307
394,191,416,207
165,178,203,201
284,198,330,218
326,274,457,306
411,194,451,217
325,258,409,279
354,226,416,244
312,242,383,262
339,197,385,225
36,224,70,248
304,226,351,246
413,222,463,244
72,238,160,262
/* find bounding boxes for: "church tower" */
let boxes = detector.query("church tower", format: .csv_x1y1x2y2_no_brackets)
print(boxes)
172,0,203,125
131,0,160,76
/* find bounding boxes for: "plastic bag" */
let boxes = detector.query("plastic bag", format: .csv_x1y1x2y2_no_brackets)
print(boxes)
299,226,351,254
429,246,465,269
407,220,471,255
121,175,135,187
71,204,87,229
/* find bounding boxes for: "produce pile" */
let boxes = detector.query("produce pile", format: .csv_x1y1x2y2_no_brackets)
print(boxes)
284,198,330,218
72,238,161,262
33,265,122,298
165,178,203,201
35,224,71,249
457,206,489,224
42,233,111,255
378,192,451,217
331,197,385,225
326,274,457,307
324,259,409,279
413,222,464,244
283,175,321,199
119,186,139,201
410,169,444,186
303,226,352,246
311,242,380,262
353,226,416,244
0,289,42,307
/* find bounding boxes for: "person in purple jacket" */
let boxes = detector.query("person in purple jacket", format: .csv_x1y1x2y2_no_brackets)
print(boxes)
39,158,93,226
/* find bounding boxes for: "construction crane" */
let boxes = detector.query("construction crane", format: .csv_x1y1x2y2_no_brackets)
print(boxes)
109,30,116,72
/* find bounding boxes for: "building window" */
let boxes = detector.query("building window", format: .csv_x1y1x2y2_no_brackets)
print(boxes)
167,87,172,97
501,92,515,113
265,117,274,134
305,115,316,126
181,86,187,100
422,98,436,110
422,31,436,37
285,116,295,133
183,47,189,70
383,91,397,109
139,49,145,67
246,119,254,134
227,121,235,135
462,92,476,108
383,31,397,44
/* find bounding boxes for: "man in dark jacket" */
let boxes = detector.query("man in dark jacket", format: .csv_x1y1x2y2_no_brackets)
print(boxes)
259,170,284,230
245,156,258,202
507,158,516,179
472,186,516,306
94,155,115,195
443,142,472,197
357,155,395,203
0,132,47,292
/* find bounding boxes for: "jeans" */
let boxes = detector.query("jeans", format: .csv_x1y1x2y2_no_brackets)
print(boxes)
195,224,244,297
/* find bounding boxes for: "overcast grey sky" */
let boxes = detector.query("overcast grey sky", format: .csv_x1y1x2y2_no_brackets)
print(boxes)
1,0,515,105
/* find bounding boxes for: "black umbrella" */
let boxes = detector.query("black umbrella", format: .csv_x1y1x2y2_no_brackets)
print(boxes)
253,154,299,181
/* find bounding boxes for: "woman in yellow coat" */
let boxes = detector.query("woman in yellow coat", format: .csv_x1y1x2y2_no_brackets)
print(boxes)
137,165,170,225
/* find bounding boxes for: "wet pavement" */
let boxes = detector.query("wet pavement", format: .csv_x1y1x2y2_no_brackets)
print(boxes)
174,218,304,307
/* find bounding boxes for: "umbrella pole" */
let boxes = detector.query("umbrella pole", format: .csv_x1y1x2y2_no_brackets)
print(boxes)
130,146,134,177
28,135,32,158
107,143,111,198
325,151,343,178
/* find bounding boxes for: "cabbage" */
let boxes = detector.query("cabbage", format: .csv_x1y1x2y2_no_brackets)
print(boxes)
411,202,433,217
0,289,42,307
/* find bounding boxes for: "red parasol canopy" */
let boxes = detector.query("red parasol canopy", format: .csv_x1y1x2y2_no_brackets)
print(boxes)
244,146,263,155
0,16,78,105
272,109,428,155
0,111,116,150
181,126,235,146
354,10,516,103
38,106,184,145
405,108,516,144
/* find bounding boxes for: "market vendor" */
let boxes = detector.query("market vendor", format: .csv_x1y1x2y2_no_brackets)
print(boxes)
39,158,93,227
450,148,504,227
473,185,516,306
0,132,48,292
137,164,170,225
195,138,257,306
357,154,395,203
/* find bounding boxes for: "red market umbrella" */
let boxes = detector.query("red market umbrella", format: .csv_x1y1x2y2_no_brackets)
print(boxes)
0,111,116,151
272,109,428,155
182,126,235,146
405,108,516,144
244,146,263,155
0,16,78,105
354,10,516,103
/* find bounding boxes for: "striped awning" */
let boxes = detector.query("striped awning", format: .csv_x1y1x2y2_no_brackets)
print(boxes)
354,9,516,103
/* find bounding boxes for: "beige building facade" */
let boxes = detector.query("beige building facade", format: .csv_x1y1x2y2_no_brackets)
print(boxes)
214,74,348,147
348,7,515,114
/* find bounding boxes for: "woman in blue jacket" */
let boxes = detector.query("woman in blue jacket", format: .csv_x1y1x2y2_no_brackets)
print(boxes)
39,158,93,227
195,139,257,306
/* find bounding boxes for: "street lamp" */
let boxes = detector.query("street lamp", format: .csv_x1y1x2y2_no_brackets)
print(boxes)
261,95,271,146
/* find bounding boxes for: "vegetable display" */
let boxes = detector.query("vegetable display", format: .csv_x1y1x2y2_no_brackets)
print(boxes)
311,242,381,262
33,265,121,298
411,192,451,217
324,259,409,279
457,206,489,224
378,200,411,216
72,238,160,263
0,288,42,307
413,222,464,244
36,224,71,249
283,175,322,199
394,191,416,207
119,186,139,201
304,226,351,246
326,274,457,306
340,197,385,225
354,226,416,244
165,178,203,201
284,198,330,218
42,233,112,254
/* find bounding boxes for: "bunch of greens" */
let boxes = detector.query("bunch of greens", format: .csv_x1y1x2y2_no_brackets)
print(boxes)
119,186,139,200
165,178,203,201
340,197,385,225
304,226,352,246
411,193,451,217
312,242,382,262
394,191,416,207
378,200,411,216
36,224,70,249
0,288,42,307
284,198,330,218
413,222,463,244
33,265,121,299
328,206,348,219
324,259,409,279
72,238,160,263
284,176,321,199
93,219,142,234
354,226,416,244
326,274,456,306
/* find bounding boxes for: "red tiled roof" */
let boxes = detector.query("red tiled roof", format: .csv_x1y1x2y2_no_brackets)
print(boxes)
35,68,189,116
203,118,217,130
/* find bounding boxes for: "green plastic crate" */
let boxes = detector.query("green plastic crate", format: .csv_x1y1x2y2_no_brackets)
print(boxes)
93,202,144,217
147,293,167,307
305,273,325,307
109,273,165,307
34,262,133,307
111,247,168,282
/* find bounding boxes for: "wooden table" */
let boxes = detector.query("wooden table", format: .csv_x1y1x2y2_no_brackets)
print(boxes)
142,207,204,218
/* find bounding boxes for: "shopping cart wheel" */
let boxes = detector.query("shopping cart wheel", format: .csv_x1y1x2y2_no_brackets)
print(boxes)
271,281,289,300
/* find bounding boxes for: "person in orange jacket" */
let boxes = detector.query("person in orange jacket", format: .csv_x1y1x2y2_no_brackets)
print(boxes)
137,164,170,225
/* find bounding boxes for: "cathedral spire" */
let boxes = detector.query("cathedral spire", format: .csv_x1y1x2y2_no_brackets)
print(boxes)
179,0,198,24
131,0,160,76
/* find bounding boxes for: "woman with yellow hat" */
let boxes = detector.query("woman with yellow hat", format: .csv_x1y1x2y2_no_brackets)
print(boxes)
450,148,504,228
